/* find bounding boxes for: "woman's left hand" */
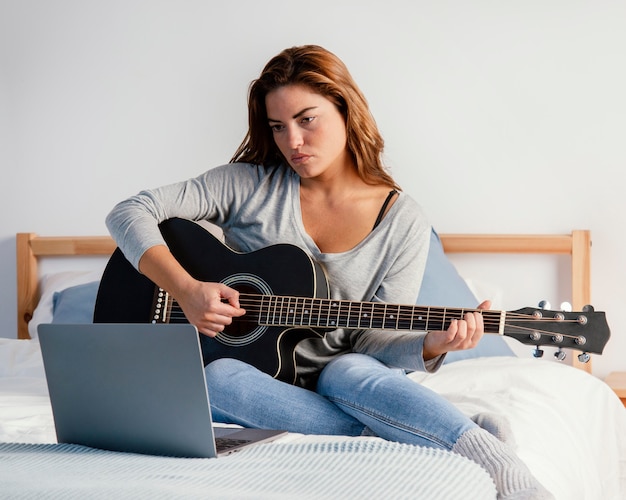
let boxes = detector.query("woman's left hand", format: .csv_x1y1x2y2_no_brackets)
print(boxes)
422,300,492,361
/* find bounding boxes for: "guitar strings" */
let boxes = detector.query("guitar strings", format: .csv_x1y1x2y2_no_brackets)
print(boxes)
159,293,582,339
164,294,576,325
238,294,580,324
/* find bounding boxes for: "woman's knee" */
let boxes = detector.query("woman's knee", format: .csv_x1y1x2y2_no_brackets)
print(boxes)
204,357,268,390
205,357,247,374
317,353,398,396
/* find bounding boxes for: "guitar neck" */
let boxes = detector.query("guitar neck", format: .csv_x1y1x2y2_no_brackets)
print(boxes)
246,294,504,334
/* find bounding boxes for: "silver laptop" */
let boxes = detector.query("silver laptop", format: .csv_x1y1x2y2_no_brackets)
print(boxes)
38,323,287,458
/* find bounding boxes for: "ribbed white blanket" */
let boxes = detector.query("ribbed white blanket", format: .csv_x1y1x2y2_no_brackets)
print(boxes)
0,439,496,499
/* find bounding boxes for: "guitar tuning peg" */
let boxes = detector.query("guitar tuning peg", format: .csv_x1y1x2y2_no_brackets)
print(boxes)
538,300,551,310
582,304,595,312
554,349,567,361
533,347,544,358
578,352,591,363
560,301,572,312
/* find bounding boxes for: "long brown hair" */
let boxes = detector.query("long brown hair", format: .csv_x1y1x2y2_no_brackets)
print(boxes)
231,45,400,190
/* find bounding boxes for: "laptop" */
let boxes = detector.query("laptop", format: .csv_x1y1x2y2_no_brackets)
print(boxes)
37,323,287,458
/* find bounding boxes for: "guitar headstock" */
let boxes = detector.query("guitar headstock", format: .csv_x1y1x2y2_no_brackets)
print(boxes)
503,304,610,361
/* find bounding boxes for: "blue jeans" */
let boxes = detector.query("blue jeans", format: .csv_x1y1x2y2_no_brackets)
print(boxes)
205,353,476,450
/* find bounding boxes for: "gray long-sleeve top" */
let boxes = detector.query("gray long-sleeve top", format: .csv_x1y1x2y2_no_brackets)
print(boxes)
106,162,439,388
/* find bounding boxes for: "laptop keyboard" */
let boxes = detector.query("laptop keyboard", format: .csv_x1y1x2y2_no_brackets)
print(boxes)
215,438,250,453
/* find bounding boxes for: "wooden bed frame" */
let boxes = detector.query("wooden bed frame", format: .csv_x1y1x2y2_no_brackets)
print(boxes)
15,230,593,372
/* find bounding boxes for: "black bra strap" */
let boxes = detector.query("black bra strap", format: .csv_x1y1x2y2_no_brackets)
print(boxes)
372,190,398,230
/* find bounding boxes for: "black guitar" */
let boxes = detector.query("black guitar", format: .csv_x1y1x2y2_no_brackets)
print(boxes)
94,218,611,384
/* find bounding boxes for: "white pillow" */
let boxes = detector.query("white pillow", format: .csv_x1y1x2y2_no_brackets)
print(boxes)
28,270,103,339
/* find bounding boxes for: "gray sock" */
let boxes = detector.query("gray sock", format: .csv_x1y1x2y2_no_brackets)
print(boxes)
452,428,554,500
471,412,517,447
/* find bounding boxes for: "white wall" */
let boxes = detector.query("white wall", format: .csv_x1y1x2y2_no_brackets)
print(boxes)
1,0,624,378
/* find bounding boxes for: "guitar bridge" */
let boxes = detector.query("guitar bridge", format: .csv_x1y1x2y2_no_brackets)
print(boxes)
151,288,170,323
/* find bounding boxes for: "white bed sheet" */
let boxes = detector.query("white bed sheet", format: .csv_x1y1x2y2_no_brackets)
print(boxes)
1,338,625,499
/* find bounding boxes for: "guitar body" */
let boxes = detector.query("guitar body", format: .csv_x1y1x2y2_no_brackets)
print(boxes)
94,218,330,383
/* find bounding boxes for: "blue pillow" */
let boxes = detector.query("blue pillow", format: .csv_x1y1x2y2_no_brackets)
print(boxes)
417,228,514,362
52,281,99,324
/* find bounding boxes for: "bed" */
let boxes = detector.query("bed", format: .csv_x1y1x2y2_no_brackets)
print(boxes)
2,227,625,499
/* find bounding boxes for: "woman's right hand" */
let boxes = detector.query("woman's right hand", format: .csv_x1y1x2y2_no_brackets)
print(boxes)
138,244,246,337
174,280,246,337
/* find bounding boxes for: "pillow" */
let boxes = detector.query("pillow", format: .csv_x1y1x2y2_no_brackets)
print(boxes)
417,228,514,362
28,270,103,339
52,281,99,325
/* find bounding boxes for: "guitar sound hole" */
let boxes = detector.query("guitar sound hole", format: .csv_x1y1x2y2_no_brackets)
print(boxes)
224,283,263,339
226,317,250,337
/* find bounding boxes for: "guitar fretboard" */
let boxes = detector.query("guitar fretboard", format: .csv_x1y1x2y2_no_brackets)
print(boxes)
250,295,505,334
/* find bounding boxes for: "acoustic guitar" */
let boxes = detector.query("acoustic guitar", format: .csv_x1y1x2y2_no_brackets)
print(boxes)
94,218,611,384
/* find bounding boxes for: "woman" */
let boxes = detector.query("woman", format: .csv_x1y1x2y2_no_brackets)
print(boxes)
107,45,551,499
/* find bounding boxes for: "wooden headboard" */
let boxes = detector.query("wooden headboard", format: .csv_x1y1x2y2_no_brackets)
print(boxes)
15,230,592,371
16,234,116,341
